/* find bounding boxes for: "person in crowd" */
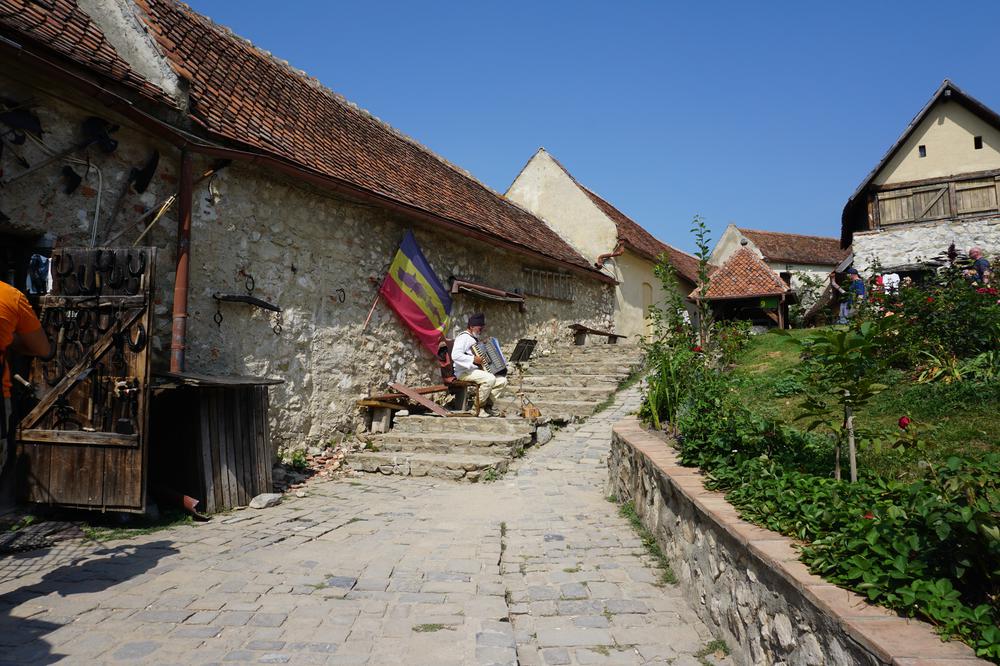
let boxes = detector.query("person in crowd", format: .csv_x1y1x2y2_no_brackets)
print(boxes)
451,313,507,417
831,268,866,324
1,280,50,474
966,247,992,285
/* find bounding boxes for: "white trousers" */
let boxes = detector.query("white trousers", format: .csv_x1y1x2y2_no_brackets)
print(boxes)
458,369,508,406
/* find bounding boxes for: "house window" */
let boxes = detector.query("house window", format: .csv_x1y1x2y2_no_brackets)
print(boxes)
918,145,927,158
974,136,983,150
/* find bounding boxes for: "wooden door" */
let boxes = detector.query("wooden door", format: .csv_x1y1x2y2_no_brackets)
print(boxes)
16,247,156,512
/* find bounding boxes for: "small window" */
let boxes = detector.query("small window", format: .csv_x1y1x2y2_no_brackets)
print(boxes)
974,136,983,150
918,145,927,158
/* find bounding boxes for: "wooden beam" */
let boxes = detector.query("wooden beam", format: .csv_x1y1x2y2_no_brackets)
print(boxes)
872,167,1000,192
388,383,450,417
20,430,138,447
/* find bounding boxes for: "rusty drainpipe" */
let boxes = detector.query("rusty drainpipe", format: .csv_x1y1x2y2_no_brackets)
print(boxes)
170,148,194,372
594,241,624,268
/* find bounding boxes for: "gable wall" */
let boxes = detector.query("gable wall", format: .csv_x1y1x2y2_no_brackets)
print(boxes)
0,68,613,450
506,151,618,265
874,101,1000,186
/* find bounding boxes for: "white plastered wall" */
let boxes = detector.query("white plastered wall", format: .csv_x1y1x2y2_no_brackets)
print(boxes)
506,149,618,265
610,250,667,340
874,101,1000,186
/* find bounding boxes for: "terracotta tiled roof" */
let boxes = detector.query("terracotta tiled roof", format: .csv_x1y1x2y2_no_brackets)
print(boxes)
574,187,699,284
0,0,177,107
690,247,789,301
0,0,600,275
738,228,848,266
140,0,599,272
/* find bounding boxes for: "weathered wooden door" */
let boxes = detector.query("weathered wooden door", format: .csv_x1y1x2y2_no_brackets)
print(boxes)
17,247,156,512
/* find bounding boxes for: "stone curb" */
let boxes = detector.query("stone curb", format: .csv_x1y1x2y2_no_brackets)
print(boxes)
610,417,987,666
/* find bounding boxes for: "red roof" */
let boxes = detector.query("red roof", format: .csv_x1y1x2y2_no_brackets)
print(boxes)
0,0,601,276
0,0,177,107
582,188,701,283
738,228,848,266
690,247,789,301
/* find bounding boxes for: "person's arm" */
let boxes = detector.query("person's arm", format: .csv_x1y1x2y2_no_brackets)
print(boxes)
10,328,50,357
8,292,50,358
452,334,476,374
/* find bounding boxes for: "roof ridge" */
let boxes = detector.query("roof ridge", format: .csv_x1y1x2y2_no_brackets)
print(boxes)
581,185,700,260
168,1,504,198
737,227,839,242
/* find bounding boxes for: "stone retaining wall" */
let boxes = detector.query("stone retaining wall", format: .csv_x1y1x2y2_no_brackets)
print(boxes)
607,418,986,666
853,217,1000,274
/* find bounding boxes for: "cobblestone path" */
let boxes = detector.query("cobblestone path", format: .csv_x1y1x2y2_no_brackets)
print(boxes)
0,387,719,665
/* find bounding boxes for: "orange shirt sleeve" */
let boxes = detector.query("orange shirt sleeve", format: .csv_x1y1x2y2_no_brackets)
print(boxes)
14,291,42,335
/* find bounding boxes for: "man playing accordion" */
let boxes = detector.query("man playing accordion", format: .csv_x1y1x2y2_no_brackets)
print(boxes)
452,313,507,417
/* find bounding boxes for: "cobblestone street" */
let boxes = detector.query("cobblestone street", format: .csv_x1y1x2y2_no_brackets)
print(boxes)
0,388,719,665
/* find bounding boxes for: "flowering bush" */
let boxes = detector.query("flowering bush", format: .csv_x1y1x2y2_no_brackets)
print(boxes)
859,267,1000,370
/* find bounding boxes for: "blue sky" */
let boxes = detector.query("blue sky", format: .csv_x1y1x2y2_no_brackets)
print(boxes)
186,1,1000,253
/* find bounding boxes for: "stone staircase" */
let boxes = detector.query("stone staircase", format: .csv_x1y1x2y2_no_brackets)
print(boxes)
348,343,645,482
512,343,645,422
349,415,535,482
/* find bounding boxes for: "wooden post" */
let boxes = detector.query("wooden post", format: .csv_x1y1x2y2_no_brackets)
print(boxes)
845,390,857,483
170,149,193,373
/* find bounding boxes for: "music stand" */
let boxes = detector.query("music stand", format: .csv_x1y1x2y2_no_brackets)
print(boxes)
508,339,537,365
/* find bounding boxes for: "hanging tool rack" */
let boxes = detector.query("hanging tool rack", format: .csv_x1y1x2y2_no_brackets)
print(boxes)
212,272,283,335
17,247,156,512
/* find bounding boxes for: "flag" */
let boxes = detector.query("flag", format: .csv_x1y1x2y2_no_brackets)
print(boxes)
379,230,452,354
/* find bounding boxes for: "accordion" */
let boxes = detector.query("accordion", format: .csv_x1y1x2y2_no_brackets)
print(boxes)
473,337,508,376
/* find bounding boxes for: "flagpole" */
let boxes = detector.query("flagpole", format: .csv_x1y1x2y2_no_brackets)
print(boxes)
361,292,380,333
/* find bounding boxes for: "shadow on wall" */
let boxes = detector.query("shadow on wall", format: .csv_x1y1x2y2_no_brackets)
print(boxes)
0,539,178,663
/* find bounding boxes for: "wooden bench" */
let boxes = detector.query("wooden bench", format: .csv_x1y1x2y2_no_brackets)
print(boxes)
568,323,627,345
357,380,478,432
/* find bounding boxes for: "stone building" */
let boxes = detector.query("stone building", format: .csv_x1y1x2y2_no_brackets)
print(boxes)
0,0,615,450
506,148,699,339
842,80,1000,272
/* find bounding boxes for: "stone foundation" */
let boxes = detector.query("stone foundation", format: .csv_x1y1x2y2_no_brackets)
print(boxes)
607,418,986,666
854,217,1000,274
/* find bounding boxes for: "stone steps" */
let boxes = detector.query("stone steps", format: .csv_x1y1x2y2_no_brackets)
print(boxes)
372,431,530,456
529,398,605,420
515,385,614,399
348,451,508,482
516,374,621,388
391,415,533,436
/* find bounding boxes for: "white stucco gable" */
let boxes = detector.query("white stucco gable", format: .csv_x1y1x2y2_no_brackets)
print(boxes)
505,148,619,266
874,98,1000,186
710,224,762,266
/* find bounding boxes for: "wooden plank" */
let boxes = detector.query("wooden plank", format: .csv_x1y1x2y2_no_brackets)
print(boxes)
872,167,1000,192
102,446,142,510
39,295,146,309
47,445,104,506
19,430,138,447
222,388,241,509
252,386,267,496
914,186,947,220
388,383,450,417
207,389,224,513
234,387,250,507
259,386,272,491
199,390,216,514
357,399,410,410
20,443,54,503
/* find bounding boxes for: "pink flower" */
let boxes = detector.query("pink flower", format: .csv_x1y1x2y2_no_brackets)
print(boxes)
926,297,935,303
691,346,703,353
863,511,875,520
898,416,911,430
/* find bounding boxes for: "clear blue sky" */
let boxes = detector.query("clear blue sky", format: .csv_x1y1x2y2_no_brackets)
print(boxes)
186,1,1000,254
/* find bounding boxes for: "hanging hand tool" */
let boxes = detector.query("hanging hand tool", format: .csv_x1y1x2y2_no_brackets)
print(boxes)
1,116,118,185
97,151,159,246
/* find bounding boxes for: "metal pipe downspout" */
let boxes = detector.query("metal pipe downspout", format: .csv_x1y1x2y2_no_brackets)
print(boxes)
170,149,193,372
594,241,624,268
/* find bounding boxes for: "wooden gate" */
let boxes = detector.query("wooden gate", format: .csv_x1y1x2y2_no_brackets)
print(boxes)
17,247,155,512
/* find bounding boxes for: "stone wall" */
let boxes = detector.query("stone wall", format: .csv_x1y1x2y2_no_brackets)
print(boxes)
1,70,613,450
607,419,985,666
854,216,1000,273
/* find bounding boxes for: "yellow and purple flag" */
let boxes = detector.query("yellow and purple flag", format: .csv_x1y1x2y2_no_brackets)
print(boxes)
379,230,452,354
